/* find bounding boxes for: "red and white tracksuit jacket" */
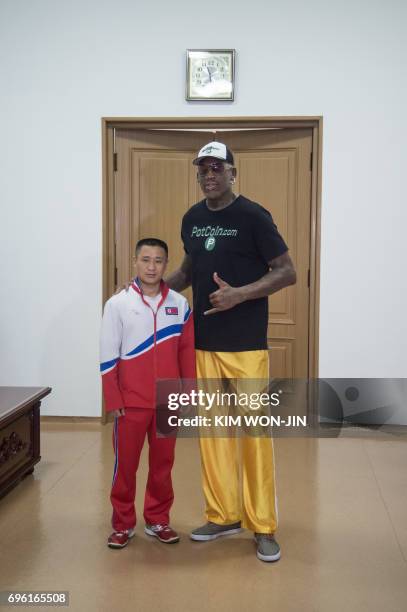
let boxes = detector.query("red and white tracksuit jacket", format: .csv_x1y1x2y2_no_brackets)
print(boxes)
100,279,196,530
100,279,196,411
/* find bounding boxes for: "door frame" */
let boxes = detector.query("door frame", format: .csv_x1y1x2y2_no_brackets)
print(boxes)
101,115,323,383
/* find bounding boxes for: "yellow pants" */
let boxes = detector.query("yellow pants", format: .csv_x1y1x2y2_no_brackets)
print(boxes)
196,349,278,533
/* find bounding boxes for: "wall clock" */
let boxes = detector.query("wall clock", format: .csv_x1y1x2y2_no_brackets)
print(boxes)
186,49,235,101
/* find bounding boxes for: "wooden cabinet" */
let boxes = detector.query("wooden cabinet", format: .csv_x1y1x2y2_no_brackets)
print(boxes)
0,387,51,498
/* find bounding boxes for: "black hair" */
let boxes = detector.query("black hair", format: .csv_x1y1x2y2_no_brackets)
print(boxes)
135,237,168,257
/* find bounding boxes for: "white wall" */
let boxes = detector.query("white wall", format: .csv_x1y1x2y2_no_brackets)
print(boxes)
0,0,406,417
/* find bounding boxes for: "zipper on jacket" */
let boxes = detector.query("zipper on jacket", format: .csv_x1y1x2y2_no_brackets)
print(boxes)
152,291,167,403
135,283,168,409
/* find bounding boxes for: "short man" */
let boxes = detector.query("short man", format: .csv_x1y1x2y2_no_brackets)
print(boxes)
100,238,195,548
167,142,296,562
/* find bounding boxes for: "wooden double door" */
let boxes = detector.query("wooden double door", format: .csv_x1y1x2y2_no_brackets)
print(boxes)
114,128,313,378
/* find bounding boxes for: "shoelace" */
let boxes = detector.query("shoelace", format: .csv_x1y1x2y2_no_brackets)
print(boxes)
256,533,274,540
152,524,171,532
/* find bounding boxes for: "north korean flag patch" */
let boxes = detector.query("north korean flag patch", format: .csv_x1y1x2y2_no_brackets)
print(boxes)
165,306,178,315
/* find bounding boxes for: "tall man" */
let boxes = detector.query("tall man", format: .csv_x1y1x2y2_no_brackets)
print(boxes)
166,142,296,562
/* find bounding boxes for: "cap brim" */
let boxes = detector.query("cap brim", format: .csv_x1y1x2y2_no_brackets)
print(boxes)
192,154,226,165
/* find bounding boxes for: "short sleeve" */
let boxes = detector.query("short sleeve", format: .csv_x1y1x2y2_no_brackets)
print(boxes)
252,206,288,263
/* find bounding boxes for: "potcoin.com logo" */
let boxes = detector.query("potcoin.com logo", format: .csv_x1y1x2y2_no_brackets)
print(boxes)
205,237,216,251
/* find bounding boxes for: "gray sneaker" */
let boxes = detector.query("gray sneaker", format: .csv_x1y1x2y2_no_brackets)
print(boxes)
190,521,242,541
254,533,281,562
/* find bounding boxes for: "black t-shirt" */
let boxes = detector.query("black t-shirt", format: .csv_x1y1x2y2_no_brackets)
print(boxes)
181,195,288,351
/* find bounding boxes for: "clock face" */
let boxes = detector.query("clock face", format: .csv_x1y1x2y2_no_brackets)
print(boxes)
186,50,235,100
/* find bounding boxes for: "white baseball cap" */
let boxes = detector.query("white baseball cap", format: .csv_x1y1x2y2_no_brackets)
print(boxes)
193,141,234,165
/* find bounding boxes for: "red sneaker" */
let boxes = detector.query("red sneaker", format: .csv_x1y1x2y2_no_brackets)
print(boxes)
107,528,135,549
144,524,180,543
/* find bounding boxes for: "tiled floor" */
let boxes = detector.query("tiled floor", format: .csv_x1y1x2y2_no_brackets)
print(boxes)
0,422,406,612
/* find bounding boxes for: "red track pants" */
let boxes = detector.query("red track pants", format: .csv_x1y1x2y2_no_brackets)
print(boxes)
110,408,176,531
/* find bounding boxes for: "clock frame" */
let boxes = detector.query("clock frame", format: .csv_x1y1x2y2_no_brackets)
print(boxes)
186,49,235,101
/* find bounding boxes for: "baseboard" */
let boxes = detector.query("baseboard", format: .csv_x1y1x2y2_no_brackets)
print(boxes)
40,416,102,423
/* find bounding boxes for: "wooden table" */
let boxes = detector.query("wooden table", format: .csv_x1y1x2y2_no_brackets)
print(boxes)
0,387,51,498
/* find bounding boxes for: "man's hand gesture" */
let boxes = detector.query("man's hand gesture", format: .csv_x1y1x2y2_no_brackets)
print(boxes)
204,272,243,316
